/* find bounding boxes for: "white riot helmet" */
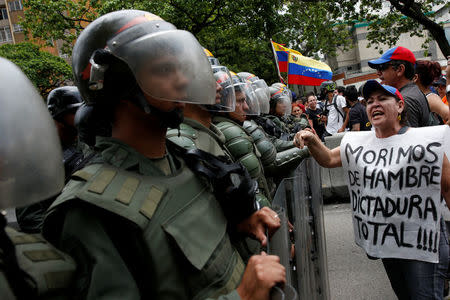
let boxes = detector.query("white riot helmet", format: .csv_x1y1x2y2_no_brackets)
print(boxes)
0,58,64,209
231,71,260,116
209,65,236,112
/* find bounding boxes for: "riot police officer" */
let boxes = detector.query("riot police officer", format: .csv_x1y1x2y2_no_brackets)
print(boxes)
209,71,275,204
235,73,310,180
269,85,293,140
46,87,82,154
168,66,272,208
0,57,76,299
42,10,285,300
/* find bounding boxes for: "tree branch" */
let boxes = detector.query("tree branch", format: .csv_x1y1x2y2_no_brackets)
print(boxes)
57,11,92,23
388,0,449,56
191,0,221,34
168,0,197,29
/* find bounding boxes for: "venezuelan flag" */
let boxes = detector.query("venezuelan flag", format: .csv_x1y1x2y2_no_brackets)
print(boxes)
288,52,332,86
271,41,289,72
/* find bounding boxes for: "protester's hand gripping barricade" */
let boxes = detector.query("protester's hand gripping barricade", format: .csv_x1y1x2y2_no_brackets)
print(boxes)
268,158,330,300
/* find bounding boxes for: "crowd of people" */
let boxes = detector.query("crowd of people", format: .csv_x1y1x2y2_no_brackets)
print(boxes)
0,8,450,300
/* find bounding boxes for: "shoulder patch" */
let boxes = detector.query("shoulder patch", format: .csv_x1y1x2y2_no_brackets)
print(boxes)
23,250,63,262
71,169,93,181
115,177,140,205
88,169,117,194
140,185,166,219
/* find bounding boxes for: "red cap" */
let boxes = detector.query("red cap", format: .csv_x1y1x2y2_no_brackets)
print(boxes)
368,46,416,68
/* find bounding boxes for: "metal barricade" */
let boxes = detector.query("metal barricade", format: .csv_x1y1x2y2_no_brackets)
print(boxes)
269,157,330,300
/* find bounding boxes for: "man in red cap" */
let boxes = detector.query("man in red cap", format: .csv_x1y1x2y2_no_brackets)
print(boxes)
368,46,431,127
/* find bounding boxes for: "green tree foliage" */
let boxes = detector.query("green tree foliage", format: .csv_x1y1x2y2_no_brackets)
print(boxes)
316,0,450,57
0,43,72,98
20,0,353,82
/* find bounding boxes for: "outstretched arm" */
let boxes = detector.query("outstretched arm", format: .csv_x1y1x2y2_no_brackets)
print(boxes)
294,128,342,168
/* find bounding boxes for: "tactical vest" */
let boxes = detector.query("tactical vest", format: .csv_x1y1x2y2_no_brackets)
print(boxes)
46,160,244,300
285,114,310,133
212,116,272,204
166,120,228,158
242,120,276,167
253,115,284,140
243,120,310,180
5,227,76,298
264,115,291,141
169,119,270,207
168,119,264,260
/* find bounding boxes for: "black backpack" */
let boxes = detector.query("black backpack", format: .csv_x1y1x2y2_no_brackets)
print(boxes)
324,95,345,122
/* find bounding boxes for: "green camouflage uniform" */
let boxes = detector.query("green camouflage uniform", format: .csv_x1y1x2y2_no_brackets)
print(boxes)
260,115,291,141
167,117,270,208
242,119,310,193
212,116,272,205
284,114,310,134
167,117,266,260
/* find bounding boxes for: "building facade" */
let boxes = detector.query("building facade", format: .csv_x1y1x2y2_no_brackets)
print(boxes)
0,0,25,45
0,0,61,57
326,3,450,90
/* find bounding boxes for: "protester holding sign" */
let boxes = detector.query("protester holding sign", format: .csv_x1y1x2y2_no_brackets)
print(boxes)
294,79,450,299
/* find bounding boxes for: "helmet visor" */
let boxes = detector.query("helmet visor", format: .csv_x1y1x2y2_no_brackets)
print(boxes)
252,79,270,99
255,88,270,114
108,30,216,105
280,95,292,116
234,82,260,116
0,58,64,209
273,94,292,116
283,87,293,102
211,66,235,112
208,57,221,66
242,83,260,116
252,80,270,114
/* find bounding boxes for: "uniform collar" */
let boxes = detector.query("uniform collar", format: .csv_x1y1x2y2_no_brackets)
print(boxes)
94,136,178,176
184,117,226,144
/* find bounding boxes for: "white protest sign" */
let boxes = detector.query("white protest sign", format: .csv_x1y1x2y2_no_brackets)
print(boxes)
340,126,450,263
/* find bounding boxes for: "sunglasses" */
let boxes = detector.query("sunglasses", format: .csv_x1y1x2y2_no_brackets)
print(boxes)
376,63,394,71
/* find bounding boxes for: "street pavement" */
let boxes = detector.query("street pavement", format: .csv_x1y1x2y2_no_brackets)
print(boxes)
324,203,397,300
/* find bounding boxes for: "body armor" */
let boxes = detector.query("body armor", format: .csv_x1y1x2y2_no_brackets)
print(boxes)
168,118,270,208
166,119,228,157
44,140,244,300
260,115,291,141
243,120,310,178
3,227,76,299
284,114,310,133
212,116,272,204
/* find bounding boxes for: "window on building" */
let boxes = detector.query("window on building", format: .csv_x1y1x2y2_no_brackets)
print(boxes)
0,8,8,20
0,26,12,42
13,23,22,32
8,0,23,11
